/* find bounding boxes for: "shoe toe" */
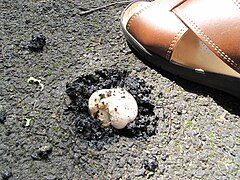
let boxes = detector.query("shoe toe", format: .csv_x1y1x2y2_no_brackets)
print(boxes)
121,1,149,28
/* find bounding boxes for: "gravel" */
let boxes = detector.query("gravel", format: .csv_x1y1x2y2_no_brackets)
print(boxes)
0,0,239,179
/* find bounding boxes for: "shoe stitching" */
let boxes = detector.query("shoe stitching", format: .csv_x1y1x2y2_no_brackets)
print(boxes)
127,1,157,31
179,12,240,71
166,26,187,60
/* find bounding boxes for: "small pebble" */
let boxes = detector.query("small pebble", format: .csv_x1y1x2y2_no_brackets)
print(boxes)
143,154,158,172
174,124,181,130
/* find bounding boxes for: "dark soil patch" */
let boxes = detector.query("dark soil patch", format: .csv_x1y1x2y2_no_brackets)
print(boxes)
66,69,159,150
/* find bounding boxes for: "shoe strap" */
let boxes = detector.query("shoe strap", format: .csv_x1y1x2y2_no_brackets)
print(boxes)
172,0,240,73
126,0,188,61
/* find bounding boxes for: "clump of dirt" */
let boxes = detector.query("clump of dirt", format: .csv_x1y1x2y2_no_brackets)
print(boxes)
66,69,159,150
143,154,159,172
28,32,46,51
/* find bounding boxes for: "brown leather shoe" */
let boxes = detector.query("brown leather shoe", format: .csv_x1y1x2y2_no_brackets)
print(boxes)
120,0,240,98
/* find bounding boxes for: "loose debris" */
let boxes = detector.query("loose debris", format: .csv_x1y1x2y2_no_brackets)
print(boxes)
143,154,159,172
28,32,46,51
27,77,44,91
66,69,159,150
24,118,33,127
79,1,131,16
31,145,53,160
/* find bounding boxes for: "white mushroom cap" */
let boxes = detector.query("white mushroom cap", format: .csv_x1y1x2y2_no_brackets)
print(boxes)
88,88,138,129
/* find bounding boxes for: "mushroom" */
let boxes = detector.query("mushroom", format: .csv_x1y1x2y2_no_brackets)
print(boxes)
88,88,138,129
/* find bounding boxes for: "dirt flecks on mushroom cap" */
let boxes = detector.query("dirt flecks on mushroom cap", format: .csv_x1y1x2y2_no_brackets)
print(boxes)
88,88,138,129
